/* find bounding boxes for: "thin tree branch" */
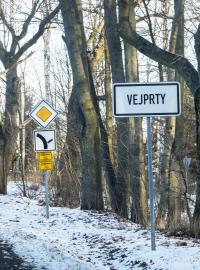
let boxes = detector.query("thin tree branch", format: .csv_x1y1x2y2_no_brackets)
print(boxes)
13,3,61,62
0,40,7,65
194,25,200,81
136,13,174,23
0,7,16,38
0,51,34,75
119,13,200,95
168,0,184,53
142,0,163,81
17,0,41,41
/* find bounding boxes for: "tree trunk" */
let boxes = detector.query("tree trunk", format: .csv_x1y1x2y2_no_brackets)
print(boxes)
156,117,175,229
118,0,200,234
122,0,148,226
79,95,104,209
43,0,51,101
155,0,184,231
167,0,185,233
104,40,114,165
0,138,7,194
0,1,60,194
59,0,104,210
130,118,148,226
193,89,200,236
193,25,200,236
104,0,128,218
0,66,20,193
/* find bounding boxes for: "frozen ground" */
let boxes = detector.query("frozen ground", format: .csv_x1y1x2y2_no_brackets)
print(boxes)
0,181,200,270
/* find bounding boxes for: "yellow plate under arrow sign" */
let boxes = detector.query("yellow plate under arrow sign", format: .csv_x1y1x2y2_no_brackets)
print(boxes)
38,152,53,161
39,161,53,171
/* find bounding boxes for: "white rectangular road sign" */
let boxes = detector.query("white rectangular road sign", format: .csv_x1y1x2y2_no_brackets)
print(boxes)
34,129,56,152
113,82,181,117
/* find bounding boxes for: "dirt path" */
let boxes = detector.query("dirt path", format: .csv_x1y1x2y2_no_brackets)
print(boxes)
0,240,34,270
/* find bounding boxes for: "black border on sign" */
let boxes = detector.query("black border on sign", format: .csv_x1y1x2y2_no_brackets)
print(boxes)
33,129,56,152
113,82,181,117
29,100,58,128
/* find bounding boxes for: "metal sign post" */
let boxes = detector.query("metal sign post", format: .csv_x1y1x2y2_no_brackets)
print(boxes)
147,117,156,250
112,82,181,251
38,152,53,219
43,170,49,219
30,99,58,220
34,136,55,219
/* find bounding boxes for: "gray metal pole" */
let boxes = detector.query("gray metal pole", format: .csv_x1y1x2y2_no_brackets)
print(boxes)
43,170,49,219
185,169,188,185
147,117,156,250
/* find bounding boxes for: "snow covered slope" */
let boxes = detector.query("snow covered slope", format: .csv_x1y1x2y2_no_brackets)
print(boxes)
0,181,199,270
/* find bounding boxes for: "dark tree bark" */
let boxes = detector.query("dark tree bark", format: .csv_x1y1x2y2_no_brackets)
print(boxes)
167,0,185,233
104,0,128,218
121,0,148,226
118,6,199,95
59,0,104,210
193,25,200,236
119,0,200,235
0,66,19,194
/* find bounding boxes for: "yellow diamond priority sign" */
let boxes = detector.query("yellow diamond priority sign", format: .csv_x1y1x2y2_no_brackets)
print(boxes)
36,107,52,122
30,100,58,128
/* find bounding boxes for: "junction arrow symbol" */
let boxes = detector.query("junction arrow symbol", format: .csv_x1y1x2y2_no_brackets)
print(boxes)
36,133,53,149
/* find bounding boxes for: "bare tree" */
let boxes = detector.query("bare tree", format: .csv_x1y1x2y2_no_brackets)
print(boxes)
59,0,104,210
104,0,128,218
0,1,60,193
118,0,200,235
121,0,148,226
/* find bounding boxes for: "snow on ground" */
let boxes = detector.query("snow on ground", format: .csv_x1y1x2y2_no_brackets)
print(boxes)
0,181,200,270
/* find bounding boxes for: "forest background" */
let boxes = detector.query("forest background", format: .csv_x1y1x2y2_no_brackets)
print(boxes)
0,0,200,238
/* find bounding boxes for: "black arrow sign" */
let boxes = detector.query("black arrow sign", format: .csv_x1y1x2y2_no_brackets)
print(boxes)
37,134,53,149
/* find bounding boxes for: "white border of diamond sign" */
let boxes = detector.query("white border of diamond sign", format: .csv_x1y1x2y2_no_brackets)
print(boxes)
30,100,58,128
